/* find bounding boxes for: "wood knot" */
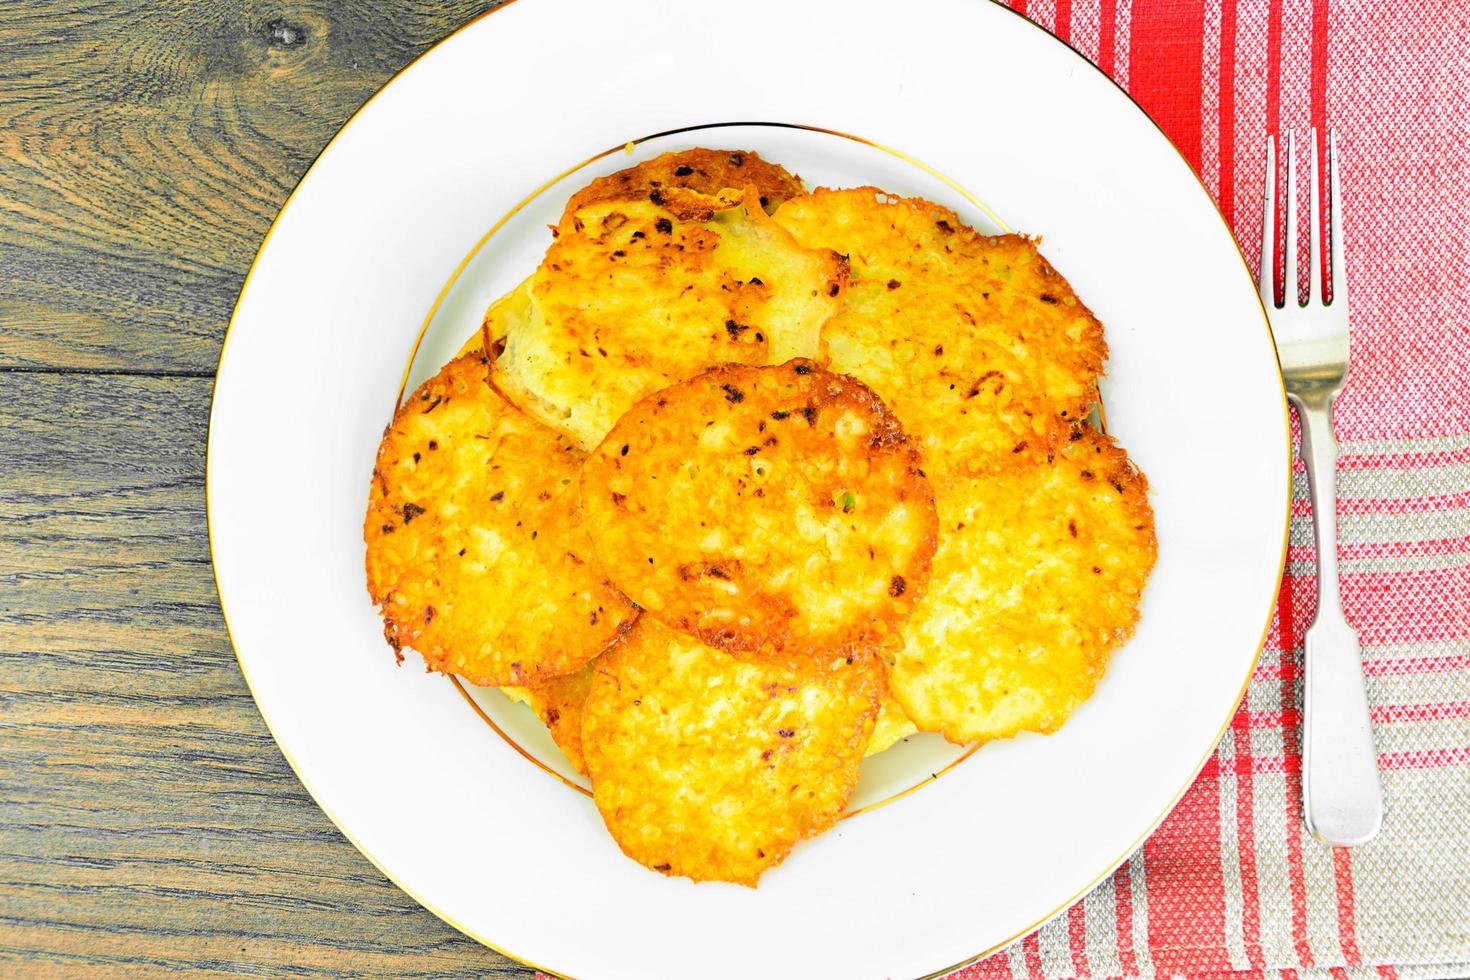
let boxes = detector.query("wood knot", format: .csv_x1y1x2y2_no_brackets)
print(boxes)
262,18,309,49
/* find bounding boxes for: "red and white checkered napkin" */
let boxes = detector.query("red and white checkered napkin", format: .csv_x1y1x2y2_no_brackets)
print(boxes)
947,1,1470,977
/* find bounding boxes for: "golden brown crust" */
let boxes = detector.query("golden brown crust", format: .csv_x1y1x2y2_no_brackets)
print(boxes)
581,360,938,660
505,663,596,776
496,184,846,449
580,619,882,886
363,353,637,686
887,427,1157,744
561,148,806,221
772,187,1108,482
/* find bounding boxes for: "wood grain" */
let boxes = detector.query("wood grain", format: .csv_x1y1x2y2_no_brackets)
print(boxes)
0,0,502,374
0,375,525,974
0,3,535,972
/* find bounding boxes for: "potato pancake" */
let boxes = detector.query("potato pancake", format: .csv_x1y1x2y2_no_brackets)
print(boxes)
772,188,1107,480
364,353,637,686
561,147,807,221
581,618,882,886
496,183,847,449
503,662,595,776
462,149,804,367
581,360,937,659
888,427,1156,743
454,276,532,359
868,690,919,755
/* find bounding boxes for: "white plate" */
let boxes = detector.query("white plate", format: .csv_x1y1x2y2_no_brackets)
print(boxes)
207,1,1290,977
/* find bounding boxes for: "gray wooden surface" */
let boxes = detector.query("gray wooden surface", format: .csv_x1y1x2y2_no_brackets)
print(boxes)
0,3,529,973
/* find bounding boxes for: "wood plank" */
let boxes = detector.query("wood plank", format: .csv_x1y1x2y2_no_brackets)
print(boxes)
0,0,502,374
0,373,527,975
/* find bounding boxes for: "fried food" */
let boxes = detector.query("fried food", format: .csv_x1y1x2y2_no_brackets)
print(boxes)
772,188,1107,480
465,148,805,366
503,662,596,776
868,690,920,754
454,276,532,359
369,152,1158,883
561,147,807,221
495,179,847,449
580,618,882,886
364,352,637,686
888,427,1157,743
581,360,937,659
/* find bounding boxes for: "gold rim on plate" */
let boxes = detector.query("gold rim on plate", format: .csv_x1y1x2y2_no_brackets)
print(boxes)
205,1,1291,976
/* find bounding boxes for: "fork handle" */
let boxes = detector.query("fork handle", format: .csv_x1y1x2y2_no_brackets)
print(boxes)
1291,394,1384,847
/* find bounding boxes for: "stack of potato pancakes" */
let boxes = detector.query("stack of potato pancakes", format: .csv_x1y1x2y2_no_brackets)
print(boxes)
364,149,1157,886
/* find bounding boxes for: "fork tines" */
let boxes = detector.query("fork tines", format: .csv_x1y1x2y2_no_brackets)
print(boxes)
1259,128,1347,316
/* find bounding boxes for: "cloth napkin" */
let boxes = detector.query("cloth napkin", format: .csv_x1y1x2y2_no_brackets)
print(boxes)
946,0,1470,977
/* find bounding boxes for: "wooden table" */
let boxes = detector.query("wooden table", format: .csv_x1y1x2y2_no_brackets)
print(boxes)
0,3,527,973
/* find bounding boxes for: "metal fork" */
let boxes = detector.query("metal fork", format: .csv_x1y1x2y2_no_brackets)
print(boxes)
1261,129,1382,846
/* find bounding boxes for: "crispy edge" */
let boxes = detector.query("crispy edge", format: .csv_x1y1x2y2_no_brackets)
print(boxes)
363,352,636,686
503,662,596,776
562,148,805,222
867,691,920,755
365,350,491,668
454,275,532,360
